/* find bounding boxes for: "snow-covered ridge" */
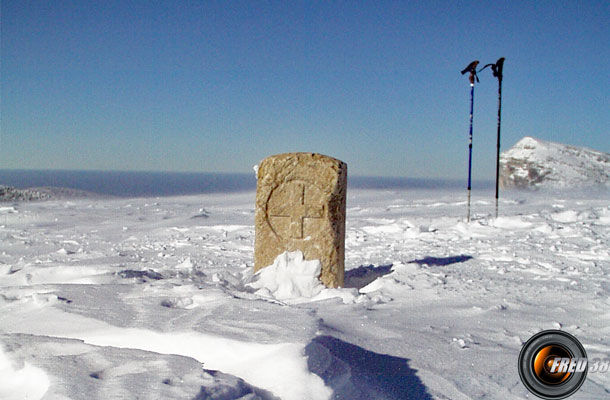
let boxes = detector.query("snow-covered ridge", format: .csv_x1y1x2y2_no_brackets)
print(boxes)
0,186,52,202
500,137,610,189
0,185,103,202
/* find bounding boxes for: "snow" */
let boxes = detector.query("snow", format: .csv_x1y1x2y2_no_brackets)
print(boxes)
500,136,610,188
0,345,49,400
247,251,325,302
76,328,330,400
1,188,609,399
246,251,361,305
0,206,18,214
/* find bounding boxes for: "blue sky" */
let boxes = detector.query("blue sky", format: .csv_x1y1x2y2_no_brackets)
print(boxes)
1,0,608,178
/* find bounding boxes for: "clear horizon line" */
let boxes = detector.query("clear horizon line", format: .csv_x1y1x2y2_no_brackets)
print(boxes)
0,167,489,182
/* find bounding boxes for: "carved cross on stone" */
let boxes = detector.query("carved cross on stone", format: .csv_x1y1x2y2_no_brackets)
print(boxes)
255,153,347,288
268,181,324,239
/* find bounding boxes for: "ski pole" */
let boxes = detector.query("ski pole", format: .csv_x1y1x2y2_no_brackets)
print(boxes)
480,57,505,218
461,60,479,222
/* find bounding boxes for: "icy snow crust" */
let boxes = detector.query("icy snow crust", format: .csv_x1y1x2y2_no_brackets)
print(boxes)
1,189,609,399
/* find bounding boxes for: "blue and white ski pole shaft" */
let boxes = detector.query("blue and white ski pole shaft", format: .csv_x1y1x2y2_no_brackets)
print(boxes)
461,60,479,222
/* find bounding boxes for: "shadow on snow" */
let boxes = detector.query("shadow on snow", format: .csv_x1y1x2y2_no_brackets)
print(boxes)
408,255,473,267
306,335,433,400
344,264,394,289
344,255,472,289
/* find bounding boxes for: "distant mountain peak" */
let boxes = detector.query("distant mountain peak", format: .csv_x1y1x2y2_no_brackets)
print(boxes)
500,137,610,189
514,136,539,148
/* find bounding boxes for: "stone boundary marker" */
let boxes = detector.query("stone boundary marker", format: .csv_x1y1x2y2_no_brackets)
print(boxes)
255,153,347,287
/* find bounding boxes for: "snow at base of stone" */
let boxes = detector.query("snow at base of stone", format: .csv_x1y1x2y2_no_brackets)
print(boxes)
248,251,323,300
246,251,462,305
246,251,361,304
0,345,49,400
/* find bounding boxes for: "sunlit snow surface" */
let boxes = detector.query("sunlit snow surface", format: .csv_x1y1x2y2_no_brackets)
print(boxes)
1,189,609,399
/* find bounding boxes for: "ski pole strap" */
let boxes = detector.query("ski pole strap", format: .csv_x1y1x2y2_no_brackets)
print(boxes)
479,57,505,81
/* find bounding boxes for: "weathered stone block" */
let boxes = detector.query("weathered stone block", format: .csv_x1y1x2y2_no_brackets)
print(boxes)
255,153,347,288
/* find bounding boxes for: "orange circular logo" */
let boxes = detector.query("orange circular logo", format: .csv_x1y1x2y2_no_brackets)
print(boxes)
518,330,588,399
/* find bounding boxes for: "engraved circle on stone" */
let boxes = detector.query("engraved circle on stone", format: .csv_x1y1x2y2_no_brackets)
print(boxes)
266,180,326,240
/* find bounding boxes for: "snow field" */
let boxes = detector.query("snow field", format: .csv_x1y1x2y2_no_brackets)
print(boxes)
1,188,609,399
0,345,50,400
